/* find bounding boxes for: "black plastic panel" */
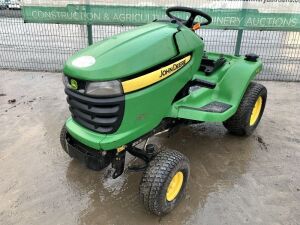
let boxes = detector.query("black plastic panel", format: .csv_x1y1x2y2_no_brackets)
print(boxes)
65,88,125,134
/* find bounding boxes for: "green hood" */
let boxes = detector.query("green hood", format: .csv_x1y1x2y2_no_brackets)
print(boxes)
63,22,179,81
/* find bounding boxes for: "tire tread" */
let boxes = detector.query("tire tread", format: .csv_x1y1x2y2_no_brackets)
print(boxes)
223,82,267,136
139,150,189,215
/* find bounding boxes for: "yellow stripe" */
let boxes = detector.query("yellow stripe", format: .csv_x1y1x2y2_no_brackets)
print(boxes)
122,55,191,93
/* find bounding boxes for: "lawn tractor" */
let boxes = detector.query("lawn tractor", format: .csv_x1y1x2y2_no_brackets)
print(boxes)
60,7,267,215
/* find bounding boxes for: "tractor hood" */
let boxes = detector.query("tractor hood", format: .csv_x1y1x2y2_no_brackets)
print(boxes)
63,22,180,81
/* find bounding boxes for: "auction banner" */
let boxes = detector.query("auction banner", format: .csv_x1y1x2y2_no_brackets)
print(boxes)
21,0,300,30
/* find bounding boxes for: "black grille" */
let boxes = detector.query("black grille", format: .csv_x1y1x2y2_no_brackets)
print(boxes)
65,88,125,134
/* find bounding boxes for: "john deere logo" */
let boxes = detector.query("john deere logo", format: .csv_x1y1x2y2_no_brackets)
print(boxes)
160,59,187,78
70,79,78,90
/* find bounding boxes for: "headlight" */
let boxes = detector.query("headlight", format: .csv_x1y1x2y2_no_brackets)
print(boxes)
85,80,123,97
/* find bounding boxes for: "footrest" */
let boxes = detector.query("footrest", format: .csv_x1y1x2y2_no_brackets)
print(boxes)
199,101,232,113
181,101,231,113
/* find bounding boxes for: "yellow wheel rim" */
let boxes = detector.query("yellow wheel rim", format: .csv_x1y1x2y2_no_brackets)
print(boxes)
166,171,184,202
250,96,263,126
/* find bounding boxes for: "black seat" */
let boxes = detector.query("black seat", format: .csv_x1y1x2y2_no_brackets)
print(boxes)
199,55,226,75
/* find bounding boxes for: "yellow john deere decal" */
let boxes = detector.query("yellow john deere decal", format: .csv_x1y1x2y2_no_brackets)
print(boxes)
70,79,78,90
122,55,191,93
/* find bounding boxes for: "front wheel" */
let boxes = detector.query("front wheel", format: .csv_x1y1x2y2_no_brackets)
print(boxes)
223,82,267,136
139,150,190,216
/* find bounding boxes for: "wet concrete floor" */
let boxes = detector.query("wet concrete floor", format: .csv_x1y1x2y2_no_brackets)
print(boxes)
0,71,299,225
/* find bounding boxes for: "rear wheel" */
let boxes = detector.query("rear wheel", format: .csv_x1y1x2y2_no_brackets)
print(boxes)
223,82,267,136
139,150,190,216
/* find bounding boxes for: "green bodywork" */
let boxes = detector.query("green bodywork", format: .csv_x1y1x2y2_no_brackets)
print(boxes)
64,22,262,151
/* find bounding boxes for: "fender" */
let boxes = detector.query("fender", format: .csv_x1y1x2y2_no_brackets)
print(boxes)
170,55,263,122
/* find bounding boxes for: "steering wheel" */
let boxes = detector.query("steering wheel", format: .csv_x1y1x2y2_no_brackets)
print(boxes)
166,6,212,28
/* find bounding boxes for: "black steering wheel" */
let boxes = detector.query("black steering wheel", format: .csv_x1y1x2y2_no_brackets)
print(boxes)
166,6,212,28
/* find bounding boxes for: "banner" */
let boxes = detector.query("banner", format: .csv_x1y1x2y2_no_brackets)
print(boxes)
21,1,300,30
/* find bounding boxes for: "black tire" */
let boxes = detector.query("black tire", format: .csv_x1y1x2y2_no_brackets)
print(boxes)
223,82,267,136
139,150,190,216
60,124,69,155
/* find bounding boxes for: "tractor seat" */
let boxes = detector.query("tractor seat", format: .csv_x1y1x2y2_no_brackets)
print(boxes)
199,55,226,75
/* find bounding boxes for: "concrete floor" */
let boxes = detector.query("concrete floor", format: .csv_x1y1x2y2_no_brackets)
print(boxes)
0,70,299,225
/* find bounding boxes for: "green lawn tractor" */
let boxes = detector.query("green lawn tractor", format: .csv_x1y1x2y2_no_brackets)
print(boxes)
60,7,267,216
